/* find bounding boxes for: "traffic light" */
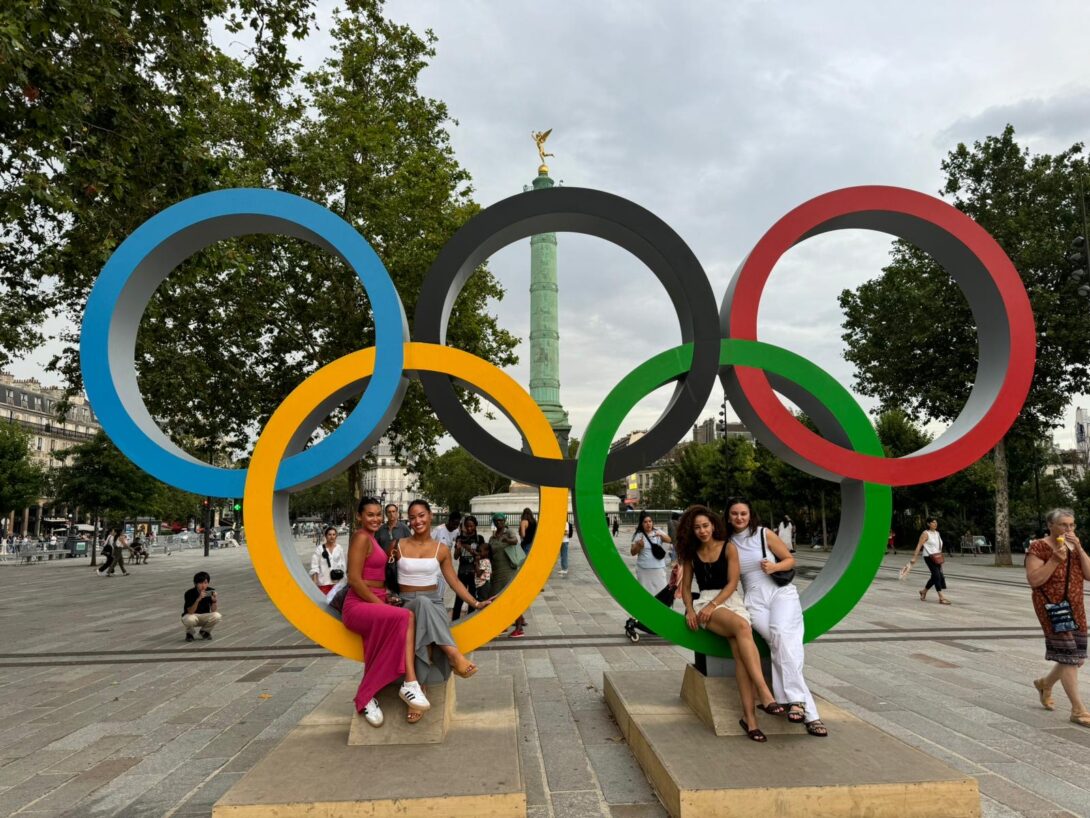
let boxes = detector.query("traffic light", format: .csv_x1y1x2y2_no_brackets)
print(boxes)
233,501,242,512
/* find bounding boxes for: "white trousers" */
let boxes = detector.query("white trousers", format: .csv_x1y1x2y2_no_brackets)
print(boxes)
744,582,819,721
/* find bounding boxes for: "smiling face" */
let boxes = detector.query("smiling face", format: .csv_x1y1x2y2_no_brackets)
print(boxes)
728,503,750,533
408,503,432,536
693,514,715,543
357,503,382,534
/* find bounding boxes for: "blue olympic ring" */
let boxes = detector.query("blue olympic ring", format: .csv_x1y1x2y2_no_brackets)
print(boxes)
80,189,408,497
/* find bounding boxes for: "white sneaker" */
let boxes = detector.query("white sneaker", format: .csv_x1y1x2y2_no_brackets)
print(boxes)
398,681,431,711
559,570,568,577
361,697,384,727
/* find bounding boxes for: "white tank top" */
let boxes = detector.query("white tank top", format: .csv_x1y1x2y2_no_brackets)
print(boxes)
731,527,778,593
922,530,942,556
397,542,442,585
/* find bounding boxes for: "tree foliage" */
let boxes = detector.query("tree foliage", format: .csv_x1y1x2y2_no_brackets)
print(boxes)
2,1,519,520
839,126,1090,563
0,421,45,529
417,446,509,514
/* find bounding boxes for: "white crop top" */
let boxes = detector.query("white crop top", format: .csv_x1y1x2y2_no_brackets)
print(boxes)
397,542,442,586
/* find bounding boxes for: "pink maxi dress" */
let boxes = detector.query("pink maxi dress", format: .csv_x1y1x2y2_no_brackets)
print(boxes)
340,536,412,712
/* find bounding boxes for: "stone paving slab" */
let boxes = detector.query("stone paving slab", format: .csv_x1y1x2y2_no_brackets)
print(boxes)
0,536,1088,815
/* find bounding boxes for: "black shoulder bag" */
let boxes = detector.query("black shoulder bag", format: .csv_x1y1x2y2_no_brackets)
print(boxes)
643,531,667,561
761,527,795,587
1039,552,1077,633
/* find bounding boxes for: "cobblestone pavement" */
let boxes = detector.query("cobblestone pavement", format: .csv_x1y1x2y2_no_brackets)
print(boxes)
0,534,1088,817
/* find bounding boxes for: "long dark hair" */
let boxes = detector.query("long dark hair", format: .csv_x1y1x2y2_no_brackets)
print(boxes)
675,505,727,564
357,496,382,514
521,507,536,524
725,496,760,535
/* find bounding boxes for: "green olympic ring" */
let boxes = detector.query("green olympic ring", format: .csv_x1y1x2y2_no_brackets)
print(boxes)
574,339,893,656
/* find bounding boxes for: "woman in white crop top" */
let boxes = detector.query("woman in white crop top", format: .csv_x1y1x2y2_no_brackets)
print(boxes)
394,499,491,717
910,517,950,604
728,497,828,738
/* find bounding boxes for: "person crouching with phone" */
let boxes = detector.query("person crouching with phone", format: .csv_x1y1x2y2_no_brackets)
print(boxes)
182,571,221,642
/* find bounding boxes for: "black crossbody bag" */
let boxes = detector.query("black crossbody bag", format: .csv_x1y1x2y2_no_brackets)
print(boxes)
1038,552,1077,633
761,527,795,587
643,531,667,561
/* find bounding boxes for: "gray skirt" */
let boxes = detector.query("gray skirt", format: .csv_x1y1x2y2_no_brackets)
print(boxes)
399,589,454,686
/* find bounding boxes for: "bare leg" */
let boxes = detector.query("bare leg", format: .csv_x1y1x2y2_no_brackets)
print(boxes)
403,610,417,683
728,637,759,729
437,643,477,675
706,610,776,707
1058,664,1086,713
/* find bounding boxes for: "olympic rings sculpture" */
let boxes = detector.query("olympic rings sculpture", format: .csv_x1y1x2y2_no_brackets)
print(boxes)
80,184,1035,660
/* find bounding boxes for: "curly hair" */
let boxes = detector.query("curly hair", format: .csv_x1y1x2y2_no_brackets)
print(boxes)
674,505,727,564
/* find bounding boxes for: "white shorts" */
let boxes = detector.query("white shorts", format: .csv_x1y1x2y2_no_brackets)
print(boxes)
692,588,750,626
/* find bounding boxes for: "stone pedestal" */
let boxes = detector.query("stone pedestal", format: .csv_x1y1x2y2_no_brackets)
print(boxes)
214,675,524,817
604,668,980,818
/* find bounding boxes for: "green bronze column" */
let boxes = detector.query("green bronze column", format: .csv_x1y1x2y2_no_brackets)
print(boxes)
528,162,571,452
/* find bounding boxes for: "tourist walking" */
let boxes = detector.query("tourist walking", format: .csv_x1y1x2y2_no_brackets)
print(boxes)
1026,508,1090,726
612,517,620,537
726,497,828,737
395,500,489,704
451,515,484,621
340,497,428,727
310,525,346,594
777,516,796,553
519,508,537,555
678,504,785,742
631,512,673,596
910,518,950,604
488,513,526,638
558,520,572,576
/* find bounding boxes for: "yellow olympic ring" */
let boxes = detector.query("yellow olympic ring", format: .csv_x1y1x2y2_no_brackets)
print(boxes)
244,341,568,661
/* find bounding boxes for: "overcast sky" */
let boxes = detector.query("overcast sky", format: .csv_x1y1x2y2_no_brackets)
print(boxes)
12,1,1090,457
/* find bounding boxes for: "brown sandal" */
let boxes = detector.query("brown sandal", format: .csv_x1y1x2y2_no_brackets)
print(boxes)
1070,710,1090,728
805,719,828,737
406,709,425,724
1033,678,1055,711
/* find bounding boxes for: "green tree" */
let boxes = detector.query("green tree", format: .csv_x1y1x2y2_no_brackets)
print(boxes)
642,473,676,509
290,475,353,523
0,421,45,536
52,432,158,563
0,0,315,370
418,446,509,514
839,126,1090,565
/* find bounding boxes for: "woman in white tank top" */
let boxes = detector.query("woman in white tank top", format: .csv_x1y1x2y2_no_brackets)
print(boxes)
910,517,950,604
394,500,492,721
728,498,828,737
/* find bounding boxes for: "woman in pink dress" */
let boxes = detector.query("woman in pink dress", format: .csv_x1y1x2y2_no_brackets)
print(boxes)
341,497,430,726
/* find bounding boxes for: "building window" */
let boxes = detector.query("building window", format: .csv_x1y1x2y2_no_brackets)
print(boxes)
36,437,42,451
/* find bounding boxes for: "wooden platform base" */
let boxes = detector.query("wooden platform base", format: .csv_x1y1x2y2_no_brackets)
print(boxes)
605,669,980,818
213,674,524,817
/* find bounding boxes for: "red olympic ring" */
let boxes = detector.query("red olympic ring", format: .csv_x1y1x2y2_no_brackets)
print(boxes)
726,186,1035,486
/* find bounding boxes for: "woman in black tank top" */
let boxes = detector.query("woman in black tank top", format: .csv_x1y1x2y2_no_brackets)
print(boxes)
676,504,784,742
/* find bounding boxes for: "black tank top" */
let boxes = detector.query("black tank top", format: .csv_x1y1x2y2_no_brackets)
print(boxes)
522,519,537,546
694,542,728,590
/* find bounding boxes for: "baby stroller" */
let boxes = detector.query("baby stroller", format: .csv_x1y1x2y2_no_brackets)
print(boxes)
624,566,690,643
